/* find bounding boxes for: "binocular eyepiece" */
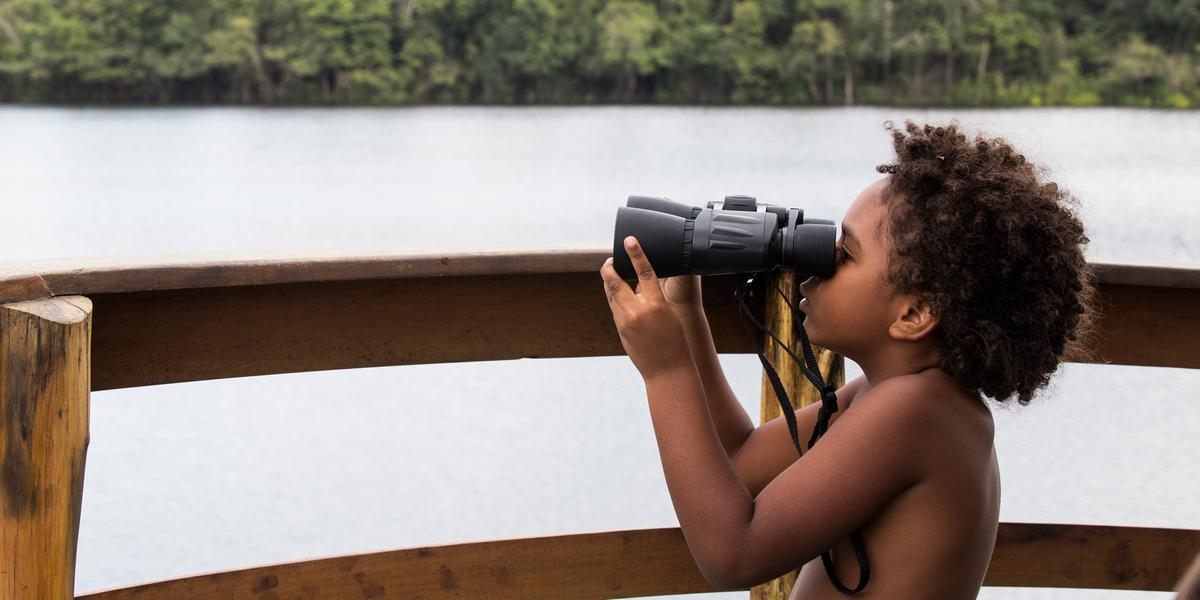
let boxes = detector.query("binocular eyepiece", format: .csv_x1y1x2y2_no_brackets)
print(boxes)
613,195,838,280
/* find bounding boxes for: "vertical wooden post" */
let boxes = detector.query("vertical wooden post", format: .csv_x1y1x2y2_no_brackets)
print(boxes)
749,272,843,600
1,296,92,600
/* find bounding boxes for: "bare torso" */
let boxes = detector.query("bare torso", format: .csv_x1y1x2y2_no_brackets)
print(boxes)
789,372,1001,600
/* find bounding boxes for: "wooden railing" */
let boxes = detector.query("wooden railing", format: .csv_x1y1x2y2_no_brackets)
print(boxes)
1,250,1197,599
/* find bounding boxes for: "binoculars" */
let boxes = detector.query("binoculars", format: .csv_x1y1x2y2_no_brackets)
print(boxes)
612,195,838,281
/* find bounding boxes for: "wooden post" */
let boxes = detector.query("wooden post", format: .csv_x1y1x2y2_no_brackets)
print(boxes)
749,272,843,600
1,296,92,600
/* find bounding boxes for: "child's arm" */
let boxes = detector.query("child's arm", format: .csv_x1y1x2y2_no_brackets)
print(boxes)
602,239,930,590
677,299,868,496
1177,550,1200,599
642,363,929,589
730,374,865,496
674,304,756,458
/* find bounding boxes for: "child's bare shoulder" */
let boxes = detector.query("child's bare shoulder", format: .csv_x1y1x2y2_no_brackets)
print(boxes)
851,369,993,462
856,368,985,419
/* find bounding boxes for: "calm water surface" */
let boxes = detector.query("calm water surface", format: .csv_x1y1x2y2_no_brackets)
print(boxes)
1,106,1197,599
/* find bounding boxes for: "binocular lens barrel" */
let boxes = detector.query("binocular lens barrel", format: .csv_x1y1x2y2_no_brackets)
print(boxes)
613,195,837,280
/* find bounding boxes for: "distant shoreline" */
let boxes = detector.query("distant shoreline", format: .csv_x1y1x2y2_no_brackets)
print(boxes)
2,3,1196,110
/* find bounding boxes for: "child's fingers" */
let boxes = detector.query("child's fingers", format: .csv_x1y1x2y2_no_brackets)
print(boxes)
599,257,631,308
623,236,662,298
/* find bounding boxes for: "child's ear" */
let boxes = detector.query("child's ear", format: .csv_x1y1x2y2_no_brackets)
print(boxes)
888,296,939,342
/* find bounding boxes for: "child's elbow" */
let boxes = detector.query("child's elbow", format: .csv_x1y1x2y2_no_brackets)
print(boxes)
696,553,754,591
698,567,741,592
700,545,800,591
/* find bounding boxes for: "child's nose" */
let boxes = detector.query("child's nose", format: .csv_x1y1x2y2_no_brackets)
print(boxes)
800,275,822,297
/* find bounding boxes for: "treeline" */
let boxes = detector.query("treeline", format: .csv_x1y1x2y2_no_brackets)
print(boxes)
1,0,1198,107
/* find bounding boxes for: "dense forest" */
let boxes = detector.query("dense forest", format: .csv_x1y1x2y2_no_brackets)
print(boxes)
1,0,1198,107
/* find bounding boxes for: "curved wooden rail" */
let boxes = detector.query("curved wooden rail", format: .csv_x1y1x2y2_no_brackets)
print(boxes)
3,251,1197,301
1,251,1197,390
75,523,1199,599
2,251,1198,598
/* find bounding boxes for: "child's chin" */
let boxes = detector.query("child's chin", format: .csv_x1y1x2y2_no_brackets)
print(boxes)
799,318,825,345
800,319,839,354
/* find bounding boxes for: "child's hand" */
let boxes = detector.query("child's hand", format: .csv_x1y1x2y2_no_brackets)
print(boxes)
600,236,693,381
659,274,702,314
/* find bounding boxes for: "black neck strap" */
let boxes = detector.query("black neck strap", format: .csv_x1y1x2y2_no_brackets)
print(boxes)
734,274,870,595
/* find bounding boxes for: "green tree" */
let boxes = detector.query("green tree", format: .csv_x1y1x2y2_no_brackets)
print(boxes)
0,0,1197,106
784,18,841,104
1102,34,1193,106
592,0,660,101
720,1,777,103
657,0,723,102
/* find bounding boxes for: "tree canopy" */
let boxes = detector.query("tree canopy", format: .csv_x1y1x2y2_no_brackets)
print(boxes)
1,0,1197,107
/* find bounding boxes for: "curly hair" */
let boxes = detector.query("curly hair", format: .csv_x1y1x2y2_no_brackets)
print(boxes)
875,121,1097,405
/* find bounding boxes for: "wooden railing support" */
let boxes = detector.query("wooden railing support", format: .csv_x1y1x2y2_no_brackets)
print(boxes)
1,297,92,600
73,523,1200,599
751,271,844,600
0,253,1192,598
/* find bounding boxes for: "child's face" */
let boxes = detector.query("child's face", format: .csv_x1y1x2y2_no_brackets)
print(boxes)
798,177,902,359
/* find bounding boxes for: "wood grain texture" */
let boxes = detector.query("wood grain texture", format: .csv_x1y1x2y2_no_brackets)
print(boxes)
74,523,1200,599
0,251,1194,388
0,250,613,304
2,296,91,600
89,272,758,391
1,251,1196,304
1091,261,1200,290
77,528,718,600
0,268,51,304
1091,284,1200,369
80,267,1196,391
985,522,1200,591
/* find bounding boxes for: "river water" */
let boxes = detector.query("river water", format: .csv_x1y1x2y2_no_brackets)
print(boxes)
1,106,1197,599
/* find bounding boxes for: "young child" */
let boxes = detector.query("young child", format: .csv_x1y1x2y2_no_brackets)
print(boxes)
599,121,1094,599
